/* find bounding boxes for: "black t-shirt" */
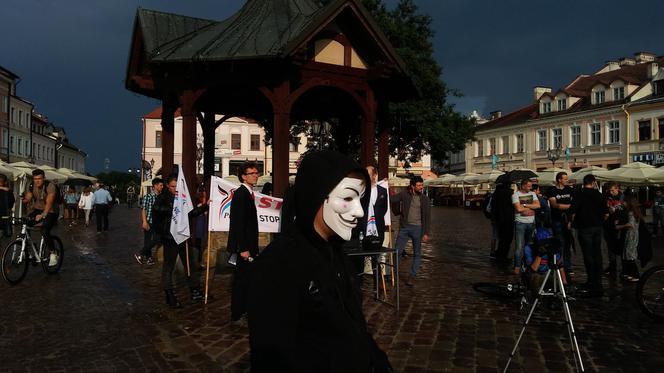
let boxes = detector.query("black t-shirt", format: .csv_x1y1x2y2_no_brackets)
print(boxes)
570,188,608,228
545,185,573,222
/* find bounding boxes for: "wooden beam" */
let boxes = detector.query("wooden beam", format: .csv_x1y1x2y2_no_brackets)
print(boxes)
201,111,216,191
360,88,376,167
180,90,198,195
160,98,177,179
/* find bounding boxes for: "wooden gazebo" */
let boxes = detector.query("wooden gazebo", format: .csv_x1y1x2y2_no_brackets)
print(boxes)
125,0,416,197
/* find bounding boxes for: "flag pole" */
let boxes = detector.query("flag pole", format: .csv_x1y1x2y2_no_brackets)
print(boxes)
185,240,191,276
204,231,212,304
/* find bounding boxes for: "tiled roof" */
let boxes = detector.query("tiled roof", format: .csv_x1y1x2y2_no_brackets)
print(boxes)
565,57,664,93
477,103,538,130
143,107,182,119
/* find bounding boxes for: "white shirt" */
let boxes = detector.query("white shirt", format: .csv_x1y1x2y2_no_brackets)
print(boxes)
78,193,95,210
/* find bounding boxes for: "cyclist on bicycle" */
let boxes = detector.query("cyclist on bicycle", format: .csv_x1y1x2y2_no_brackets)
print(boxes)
22,169,59,264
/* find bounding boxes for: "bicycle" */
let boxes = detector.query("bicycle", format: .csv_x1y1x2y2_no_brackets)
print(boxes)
636,265,664,322
1,217,64,285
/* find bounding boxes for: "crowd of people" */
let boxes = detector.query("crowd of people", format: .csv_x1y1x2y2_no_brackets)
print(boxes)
484,171,654,297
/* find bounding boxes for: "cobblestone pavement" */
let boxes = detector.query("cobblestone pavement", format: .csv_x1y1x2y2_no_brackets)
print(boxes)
1,205,663,372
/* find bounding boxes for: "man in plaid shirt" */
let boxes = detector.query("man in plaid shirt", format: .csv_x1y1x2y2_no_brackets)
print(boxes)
134,178,164,265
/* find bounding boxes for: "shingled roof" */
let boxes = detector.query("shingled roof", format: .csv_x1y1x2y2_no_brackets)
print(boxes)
134,0,406,72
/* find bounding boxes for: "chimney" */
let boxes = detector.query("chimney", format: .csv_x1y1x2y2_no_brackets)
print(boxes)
605,60,620,71
648,62,659,78
533,86,552,101
490,110,502,120
619,57,636,66
634,51,655,64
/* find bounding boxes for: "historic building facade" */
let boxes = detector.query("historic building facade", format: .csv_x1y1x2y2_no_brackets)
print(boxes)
467,52,664,173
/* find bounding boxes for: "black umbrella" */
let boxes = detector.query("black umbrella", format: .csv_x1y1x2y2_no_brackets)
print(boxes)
495,170,538,185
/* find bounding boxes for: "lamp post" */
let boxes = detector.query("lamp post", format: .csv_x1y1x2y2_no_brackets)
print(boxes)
547,147,561,168
309,121,331,150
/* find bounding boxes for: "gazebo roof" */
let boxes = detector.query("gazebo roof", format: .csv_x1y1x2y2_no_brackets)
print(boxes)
131,0,407,71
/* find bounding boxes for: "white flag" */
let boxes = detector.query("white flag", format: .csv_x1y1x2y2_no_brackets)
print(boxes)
170,165,193,244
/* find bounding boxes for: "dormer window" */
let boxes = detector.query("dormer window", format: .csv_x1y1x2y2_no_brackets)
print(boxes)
654,80,664,96
613,86,625,100
542,102,551,113
557,99,567,111
594,90,605,104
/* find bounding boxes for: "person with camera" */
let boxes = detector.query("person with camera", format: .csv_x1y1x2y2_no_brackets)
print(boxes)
569,175,608,297
546,172,574,275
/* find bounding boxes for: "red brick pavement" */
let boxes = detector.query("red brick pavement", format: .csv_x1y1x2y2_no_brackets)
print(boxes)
0,206,663,372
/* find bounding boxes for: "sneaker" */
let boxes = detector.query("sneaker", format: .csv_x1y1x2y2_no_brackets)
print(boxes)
133,253,144,265
49,253,58,266
146,257,156,266
191,288,205,301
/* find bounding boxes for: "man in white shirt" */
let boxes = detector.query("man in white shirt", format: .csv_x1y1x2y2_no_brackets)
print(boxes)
511,178,540,274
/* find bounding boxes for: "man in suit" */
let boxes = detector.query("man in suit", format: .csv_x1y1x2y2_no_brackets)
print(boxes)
227,161,260,323
360,165,388,245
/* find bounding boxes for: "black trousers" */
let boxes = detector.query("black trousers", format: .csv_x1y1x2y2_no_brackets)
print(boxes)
95,204,109,231
140,228,157,259
162,240,200,291
577,226,603,290
495,219,514,259
232,257,251,320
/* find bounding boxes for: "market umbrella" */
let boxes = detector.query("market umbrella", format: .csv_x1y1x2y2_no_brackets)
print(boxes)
495,169,538,185
569,166,608,183
63,178,93,187
474,170,505,184
388,176,411,187
536,167,571,186
223,175,241,185
602,162,661,184
56,167,97,183
9,162,68,184
256,174,272,187
0,161,27,180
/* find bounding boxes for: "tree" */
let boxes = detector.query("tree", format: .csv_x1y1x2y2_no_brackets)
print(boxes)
95,171,140,202
320,0,475,164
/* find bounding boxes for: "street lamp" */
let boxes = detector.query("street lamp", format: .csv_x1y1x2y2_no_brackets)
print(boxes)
547,147,561,168
309,121,331,150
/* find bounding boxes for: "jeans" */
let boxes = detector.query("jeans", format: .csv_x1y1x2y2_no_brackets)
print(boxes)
577,226,603,291
395,224,422,277
514,222,535,268
162,240,200,291
653,208,664,235
140,227,157,259
551,220,572,271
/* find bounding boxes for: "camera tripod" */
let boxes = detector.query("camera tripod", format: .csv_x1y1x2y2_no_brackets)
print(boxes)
503,255,585,372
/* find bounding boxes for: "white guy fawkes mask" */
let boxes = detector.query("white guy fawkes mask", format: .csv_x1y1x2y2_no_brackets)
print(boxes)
322,177,365,241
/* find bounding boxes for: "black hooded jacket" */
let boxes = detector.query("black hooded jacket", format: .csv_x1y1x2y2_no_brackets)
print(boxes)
247,151,391,372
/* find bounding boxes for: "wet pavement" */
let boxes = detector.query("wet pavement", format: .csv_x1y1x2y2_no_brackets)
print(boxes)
1,205,663,372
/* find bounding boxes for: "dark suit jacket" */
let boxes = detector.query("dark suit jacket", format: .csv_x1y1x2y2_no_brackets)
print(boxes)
227,184,259,256
358,185,388,244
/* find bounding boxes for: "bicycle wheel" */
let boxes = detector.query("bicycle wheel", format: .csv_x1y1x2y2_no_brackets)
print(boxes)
1,240,28,285
41,236,64,274
473,282,522,299
636,265,664,322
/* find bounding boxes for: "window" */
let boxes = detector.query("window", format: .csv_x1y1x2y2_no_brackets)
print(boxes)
476,140,483,157
489,138,496,154
654,80,664,96
17,139,21,155
231,134,241,150
557,99,567,111
1,96,7,113
570,126,581,148
594,90,605,104
10,108,15,123
502,136,509,154
590,123,601,145
516,134,524,153
607,121,620,144
542,102,551,113
250,134,261,151
659,118,664,139
613,86,625,100
552,128,562,149
537,130,547,151
155,131,162,148
24,141,28,155
38,144,41,159
10,136,14,154
18,110,22,126
639,120,651,141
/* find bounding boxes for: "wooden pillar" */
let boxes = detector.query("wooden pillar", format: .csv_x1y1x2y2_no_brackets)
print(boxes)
180,90,197,194
201,111,216,187
272,81,291,198
360,89,376,167
160,98,176,178
378,128,389,179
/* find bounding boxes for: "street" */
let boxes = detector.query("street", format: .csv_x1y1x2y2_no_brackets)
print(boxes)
1,205,663,372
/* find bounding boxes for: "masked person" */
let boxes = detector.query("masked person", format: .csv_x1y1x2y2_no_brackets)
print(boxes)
247,151,392,373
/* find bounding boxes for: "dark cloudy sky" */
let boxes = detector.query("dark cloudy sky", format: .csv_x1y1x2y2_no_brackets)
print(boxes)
1,0,663,173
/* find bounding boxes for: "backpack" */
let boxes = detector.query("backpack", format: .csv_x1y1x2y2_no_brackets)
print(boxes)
29,181,63,205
